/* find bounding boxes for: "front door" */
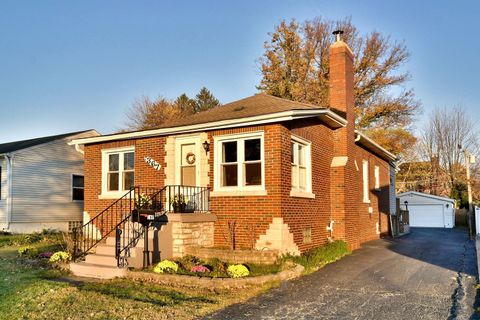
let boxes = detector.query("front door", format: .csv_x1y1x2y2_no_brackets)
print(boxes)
180,143,196,186
175,136,200,187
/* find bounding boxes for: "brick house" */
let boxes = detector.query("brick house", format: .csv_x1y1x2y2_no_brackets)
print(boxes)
69,34,396,278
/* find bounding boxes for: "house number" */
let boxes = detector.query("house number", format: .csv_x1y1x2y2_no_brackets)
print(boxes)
144,156,161,171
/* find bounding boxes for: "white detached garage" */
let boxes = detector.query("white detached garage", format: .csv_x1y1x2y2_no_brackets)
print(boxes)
397,191,455,228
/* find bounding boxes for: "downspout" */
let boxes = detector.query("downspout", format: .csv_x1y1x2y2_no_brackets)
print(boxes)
4,153,13,230
74,143,84,155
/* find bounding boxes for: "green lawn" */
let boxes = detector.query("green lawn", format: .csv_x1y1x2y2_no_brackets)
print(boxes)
0,237,275,320
0,234,349,319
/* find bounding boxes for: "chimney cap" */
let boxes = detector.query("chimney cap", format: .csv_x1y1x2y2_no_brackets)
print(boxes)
332,30,344,42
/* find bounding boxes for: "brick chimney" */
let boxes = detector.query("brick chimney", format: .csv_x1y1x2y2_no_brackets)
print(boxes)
329,30,355,125
328,30,360,250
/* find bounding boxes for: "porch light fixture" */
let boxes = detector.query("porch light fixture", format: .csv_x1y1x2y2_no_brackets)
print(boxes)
202,140,210,154
446,203,449,209
404,200,408,210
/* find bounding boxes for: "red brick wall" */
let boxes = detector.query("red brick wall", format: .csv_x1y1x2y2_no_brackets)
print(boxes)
354,145,391,244
208,125,284,249
83,137,166,234
281,119,334,252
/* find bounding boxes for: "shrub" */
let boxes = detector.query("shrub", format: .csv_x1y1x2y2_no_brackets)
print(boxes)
190,265,210,273
153,260,179,274
284,240,350,274
227,264,249,278
24,233,43,244
49,251,72,263
205,258,228,277
176,255,201,271
18,246,32,255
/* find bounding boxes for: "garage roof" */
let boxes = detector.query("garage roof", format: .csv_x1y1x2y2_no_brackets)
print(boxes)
397,191,455,204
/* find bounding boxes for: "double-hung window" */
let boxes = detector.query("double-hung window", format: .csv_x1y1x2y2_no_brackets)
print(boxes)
215,132,264,192
102,148,135,196
291,136,313,197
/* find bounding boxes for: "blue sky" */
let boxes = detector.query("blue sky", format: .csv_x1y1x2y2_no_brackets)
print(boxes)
0,0,478,142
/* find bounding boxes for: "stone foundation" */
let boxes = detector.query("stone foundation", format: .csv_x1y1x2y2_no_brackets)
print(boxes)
168,213,216,258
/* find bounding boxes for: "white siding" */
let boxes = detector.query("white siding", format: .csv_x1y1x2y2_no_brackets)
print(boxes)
389,163,396,215
0,157,7,226
10,131,96,224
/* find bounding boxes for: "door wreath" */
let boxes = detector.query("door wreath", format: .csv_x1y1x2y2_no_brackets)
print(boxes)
186,152,196,165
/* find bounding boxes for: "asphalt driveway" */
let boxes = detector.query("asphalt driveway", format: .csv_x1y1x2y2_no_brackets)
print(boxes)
206,228,478,320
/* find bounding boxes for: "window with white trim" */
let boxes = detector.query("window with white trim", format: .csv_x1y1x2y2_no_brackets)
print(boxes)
374,165,380,190
291,137,312,193
215,132,264,191
362,160,370,202
102,148,135,194
72,174,84,201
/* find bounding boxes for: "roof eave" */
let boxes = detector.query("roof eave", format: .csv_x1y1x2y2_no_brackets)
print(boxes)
70,109,347,146
355,130,397,162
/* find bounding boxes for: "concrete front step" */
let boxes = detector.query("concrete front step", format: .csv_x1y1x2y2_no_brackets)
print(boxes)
95,244,116,255
70,262,126,279
85,253,118,267
105,236,156,248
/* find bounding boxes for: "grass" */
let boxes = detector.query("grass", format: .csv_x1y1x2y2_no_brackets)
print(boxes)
284,240,351,274
0,236,276,320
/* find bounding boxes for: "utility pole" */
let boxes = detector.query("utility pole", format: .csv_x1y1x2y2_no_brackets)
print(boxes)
459,144,475,237
464,149,473,215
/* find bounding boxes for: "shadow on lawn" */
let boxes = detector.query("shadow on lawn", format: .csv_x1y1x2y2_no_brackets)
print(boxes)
77,280,216,307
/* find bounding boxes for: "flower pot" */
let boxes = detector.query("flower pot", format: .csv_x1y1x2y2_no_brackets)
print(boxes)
173,204,186,213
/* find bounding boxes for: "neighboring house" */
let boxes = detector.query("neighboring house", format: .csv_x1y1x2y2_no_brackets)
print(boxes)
69,34,397,277
398,191,455,228
0,130,99,233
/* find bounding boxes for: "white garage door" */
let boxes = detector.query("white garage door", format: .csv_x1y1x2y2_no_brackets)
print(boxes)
409,204,445,228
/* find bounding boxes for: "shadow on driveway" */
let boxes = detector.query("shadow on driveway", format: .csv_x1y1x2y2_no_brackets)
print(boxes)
205,227,478,320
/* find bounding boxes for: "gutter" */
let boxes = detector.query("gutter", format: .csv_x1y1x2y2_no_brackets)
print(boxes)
69,109,347,146
354,130,397,161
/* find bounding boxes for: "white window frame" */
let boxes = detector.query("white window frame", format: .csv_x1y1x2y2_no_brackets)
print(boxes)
71,174,84,202
362,160,370,203
374,165,380,191
290,135,314,199
100,146,135,199
212,131,266,196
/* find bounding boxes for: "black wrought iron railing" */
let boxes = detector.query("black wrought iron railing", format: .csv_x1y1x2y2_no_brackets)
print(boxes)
166,185,210,213
73,185,210,265
73,187,162,260
116,187,167,267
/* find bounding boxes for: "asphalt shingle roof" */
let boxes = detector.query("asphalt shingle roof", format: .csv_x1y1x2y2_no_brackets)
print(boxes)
159,93,328,128
0,130,92,154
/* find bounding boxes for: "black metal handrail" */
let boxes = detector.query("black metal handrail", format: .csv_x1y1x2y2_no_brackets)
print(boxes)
72,186,162,260
116,187,167,267
72,188,135,260
73,185,210,265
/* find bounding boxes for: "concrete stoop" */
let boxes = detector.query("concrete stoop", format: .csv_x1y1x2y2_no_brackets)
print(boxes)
69,234,154,279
